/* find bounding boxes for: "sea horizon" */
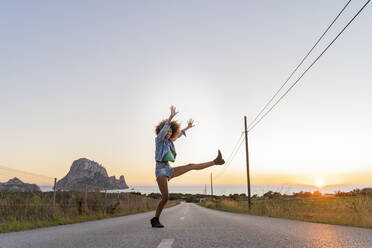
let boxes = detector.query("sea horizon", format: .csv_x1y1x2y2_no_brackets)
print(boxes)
39,184,372,196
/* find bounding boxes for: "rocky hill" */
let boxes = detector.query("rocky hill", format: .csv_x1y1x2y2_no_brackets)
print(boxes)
56,158,128,191
0,177,41,192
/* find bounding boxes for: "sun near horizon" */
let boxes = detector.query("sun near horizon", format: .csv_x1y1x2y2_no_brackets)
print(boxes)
315,178,324,188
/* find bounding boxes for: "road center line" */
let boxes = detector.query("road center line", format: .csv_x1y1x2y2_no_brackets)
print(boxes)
157,239,175,248
180,217,185,220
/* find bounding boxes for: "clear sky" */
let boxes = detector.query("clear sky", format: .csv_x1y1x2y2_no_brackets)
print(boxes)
1,1,371,187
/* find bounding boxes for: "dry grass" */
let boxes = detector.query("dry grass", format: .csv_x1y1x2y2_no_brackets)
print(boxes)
0,190,176,233
201,196,372,229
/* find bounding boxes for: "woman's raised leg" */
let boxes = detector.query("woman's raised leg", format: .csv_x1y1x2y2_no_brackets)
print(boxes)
171,150,224,179
171,161,215,178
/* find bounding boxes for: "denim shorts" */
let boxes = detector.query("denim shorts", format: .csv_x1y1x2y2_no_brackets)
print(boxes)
155,162,174,180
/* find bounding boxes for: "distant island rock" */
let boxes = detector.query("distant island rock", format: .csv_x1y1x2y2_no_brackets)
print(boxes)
56,158,128,191
0,177,41,192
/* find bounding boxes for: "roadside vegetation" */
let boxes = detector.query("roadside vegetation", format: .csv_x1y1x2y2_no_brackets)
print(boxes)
2,188,371,233
199,188,372,229
148,192,209,203
0,190,177,233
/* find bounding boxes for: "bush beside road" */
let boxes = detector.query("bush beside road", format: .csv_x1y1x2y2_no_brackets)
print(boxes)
200,188,372,229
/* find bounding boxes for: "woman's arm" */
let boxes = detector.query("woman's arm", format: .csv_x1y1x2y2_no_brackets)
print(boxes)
168,105,178,123
156,106,178,142
184,118,194,132
176,118,195,140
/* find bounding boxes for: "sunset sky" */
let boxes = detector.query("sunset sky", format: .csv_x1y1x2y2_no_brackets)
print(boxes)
1,1,371,187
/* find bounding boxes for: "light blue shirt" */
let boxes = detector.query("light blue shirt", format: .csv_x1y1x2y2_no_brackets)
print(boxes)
155,121,186,162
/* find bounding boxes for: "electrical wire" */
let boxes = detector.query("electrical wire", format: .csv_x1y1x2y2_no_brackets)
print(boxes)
211,0,371,183
213,132,245,181
248,0,371,133
0,165,54,180
224,132,245,166
247,0,352,130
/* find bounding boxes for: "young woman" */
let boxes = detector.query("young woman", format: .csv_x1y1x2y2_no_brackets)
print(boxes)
151,105,225,228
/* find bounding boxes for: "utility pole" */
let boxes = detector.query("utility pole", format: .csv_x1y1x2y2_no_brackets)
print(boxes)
244,116,252,209
210,173,214,200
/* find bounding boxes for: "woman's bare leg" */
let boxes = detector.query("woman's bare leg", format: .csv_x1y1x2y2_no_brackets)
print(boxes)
155,175,169,218
171,161,215,178
171,150,224,178
155,161,215,217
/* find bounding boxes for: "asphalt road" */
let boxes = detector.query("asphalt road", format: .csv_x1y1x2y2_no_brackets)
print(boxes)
1,203,371,248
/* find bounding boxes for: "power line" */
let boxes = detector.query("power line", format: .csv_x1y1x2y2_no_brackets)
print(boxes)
224,132,244,166
0,165,54,180
248,0,371,133
226,136,245,169
247,0,352,130
213,133,245,181
210,0,370,183
212,132,243,180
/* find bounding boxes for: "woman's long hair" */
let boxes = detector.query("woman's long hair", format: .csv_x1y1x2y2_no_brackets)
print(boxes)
155,119,181,141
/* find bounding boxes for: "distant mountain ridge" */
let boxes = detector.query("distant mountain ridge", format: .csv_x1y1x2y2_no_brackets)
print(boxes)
56,158,128,191
0,177,41,192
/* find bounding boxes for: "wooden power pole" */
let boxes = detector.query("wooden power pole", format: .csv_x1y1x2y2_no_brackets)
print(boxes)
244,116,252,209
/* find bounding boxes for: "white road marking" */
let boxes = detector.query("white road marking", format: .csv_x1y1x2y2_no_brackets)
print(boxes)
157,239,175,248
180,217,185,220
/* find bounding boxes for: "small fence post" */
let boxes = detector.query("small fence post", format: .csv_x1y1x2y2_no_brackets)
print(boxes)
210,173,214,200
104,189,107,216
53,178,57,211
85,185,88,214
